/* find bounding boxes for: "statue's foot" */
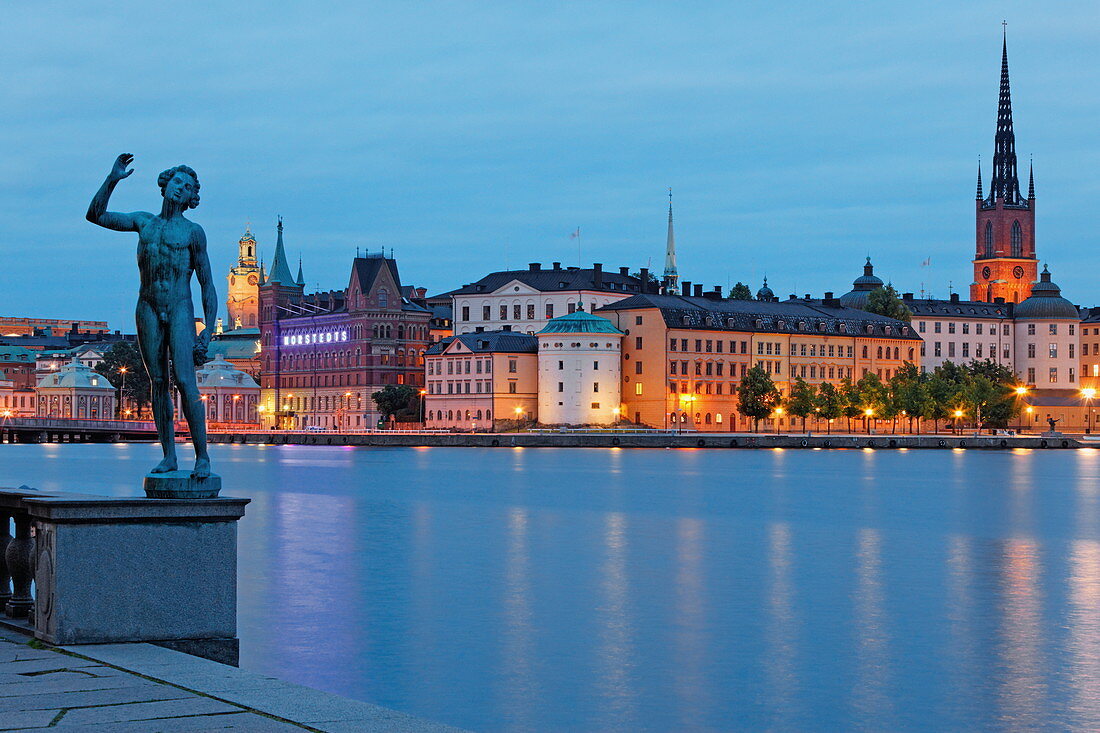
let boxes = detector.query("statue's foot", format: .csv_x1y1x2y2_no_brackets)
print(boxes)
192,457,211,480
151,455,177,473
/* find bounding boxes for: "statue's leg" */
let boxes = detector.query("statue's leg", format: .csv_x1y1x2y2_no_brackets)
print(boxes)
136,301,176,472
168,313,210,478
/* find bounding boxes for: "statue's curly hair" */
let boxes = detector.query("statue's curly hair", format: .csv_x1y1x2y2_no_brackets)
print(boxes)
157,165,200,209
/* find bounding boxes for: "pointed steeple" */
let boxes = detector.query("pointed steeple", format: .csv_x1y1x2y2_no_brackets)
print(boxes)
267,216,296,285
296,256,305,286
259,255,267,284
663,188,678,290
976,159,983,200
1028,159,1035,199
988,28,1023,205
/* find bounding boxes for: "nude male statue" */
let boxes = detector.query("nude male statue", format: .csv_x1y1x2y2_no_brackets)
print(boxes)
87,153,217,479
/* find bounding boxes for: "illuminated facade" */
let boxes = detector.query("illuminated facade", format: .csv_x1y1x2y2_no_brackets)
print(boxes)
259,245,431,430
424,331,537,429
597,289,920,430
536,310,624,426
225,226,263,330
35,358,115,419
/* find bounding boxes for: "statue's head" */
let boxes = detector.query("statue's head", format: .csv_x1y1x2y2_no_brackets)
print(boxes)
158,165,200,209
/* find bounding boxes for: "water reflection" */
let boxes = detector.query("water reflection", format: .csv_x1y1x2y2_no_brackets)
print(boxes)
673,516,708,728
852,527,894,727
596,512,636,729
765,522,801,726
501,506,538,728
997,538,1047,727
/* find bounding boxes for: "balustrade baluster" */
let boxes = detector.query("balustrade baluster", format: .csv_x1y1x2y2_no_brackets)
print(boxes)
5,513,35,618
0,511,11,608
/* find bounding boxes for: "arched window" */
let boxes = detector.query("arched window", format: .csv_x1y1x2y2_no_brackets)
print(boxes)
1011,220,1022,257
984,221,994,258
716,413,723,424
876,346,883,359
705,413,712,425
476,410,483,419
486,410,491,420
378,289,389,308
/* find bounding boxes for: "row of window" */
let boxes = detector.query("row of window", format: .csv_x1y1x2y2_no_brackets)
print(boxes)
459,301,605,323
926,342,1013,360
428,380,520,395
428,409,493,422
280,394,364,412
982,220,1024,258
1026,367,1075,384
919,321,1013,335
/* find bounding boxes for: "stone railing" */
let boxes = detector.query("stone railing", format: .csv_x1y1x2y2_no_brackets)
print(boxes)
0,487,249,665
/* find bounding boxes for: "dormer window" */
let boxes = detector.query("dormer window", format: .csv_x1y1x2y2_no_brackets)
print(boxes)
884,326,892,335
777,320,785,330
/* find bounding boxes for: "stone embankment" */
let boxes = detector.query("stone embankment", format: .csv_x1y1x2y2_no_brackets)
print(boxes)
208,431,1087,450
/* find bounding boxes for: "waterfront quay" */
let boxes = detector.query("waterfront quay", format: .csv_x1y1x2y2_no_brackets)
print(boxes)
206,429,1087,450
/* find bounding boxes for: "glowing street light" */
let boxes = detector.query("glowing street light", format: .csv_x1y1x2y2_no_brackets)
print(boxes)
1082,388,1097,434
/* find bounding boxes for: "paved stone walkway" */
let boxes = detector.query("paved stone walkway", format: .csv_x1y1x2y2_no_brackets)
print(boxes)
0,628,460,732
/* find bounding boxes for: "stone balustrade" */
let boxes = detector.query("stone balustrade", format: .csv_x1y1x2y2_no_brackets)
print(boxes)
0,487,248,665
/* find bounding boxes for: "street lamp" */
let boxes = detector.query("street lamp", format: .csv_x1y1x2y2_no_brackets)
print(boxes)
119,366,128,418
774,406,784,435
1082,388,1096,434
1015,386,1029,433
953,409,964,436
864,407,874,434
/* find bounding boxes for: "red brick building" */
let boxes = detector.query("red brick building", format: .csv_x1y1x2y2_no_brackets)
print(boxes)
258,224,430,429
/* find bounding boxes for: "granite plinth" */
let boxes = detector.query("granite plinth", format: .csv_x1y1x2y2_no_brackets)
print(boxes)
144,471,222,499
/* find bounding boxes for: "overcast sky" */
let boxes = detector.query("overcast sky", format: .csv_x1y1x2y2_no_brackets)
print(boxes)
3,1,1099,329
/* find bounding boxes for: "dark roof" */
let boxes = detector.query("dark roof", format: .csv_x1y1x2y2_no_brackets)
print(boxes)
537,310,624,335
903,298,1014,319
444,265,642,297
426,330,538,356
1015,267,1079,320
597,294,921,340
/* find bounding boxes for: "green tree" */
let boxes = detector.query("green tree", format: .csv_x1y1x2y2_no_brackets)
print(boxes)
866,284,913,322
371,385,420,424
840,378,863,432
631,270,660,286
786,377,817,432
738,365,781,432
964,359,1021,428
729,282,753,300
856,372,887,432
814,382,843,433
95,341,149,417
891,363,927,433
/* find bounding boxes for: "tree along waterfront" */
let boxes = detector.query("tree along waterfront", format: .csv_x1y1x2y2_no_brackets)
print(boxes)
738,359,1024,434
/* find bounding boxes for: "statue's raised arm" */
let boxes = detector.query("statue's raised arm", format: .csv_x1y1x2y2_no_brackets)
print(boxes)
86,153,151,232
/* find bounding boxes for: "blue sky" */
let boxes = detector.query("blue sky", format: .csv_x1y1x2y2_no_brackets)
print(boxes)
3,2,1099,328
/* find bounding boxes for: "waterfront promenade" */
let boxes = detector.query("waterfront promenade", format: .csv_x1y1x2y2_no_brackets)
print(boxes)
0,626,460,732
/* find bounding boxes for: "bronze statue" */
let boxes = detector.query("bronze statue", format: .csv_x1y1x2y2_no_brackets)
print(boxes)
87,154,217,480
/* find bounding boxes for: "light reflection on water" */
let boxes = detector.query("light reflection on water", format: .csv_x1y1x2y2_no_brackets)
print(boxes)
4,443,1100,731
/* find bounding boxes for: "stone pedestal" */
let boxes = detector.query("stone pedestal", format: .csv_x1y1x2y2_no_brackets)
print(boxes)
21,492,248,664
144,471,222,499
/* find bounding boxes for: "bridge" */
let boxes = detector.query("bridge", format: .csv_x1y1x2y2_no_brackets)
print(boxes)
1,417,159,443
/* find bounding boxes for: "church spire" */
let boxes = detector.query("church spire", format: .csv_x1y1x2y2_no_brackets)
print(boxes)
267,216,296,285
976,159,983,200
1028,159,1035,199
663,188,678,290
296,256,305,286
988,27,1022,205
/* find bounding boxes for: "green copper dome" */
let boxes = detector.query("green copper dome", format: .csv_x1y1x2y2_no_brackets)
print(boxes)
537,309,624,335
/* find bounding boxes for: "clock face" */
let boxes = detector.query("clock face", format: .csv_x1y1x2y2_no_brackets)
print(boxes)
1013,266,1025,279
247,274,259,286
982,266,991,280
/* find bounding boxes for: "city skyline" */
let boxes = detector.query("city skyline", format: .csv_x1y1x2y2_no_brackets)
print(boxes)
4,4,1100,328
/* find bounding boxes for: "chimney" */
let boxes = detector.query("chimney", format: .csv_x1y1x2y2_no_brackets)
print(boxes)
789,294,797,301
593,263,603,287
805,293,811,300
903,292,914,300
552,262,561,270
714,286,723,298
950,293,960,303
824,291,834,299
619,266,629,277
529,262,541,271
639,267,649,289
681,281,691,297
694,284,703,297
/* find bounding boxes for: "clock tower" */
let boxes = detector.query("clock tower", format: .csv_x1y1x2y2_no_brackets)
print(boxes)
226,225,262,329
971,32,1037,303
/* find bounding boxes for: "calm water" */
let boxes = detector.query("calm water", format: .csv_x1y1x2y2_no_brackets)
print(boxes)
4,443,1100,731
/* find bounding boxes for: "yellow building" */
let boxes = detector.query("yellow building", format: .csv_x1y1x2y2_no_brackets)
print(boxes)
424,331,538,430
226,226,263,330
597,289,921,431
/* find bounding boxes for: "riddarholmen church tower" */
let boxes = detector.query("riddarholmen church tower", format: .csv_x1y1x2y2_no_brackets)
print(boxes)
971,31,1037,304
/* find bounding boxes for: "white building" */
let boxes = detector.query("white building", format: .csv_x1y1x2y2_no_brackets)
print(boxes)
536,309,624,426
446,263,647,336
35,358,115,419
904,294,1014,371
